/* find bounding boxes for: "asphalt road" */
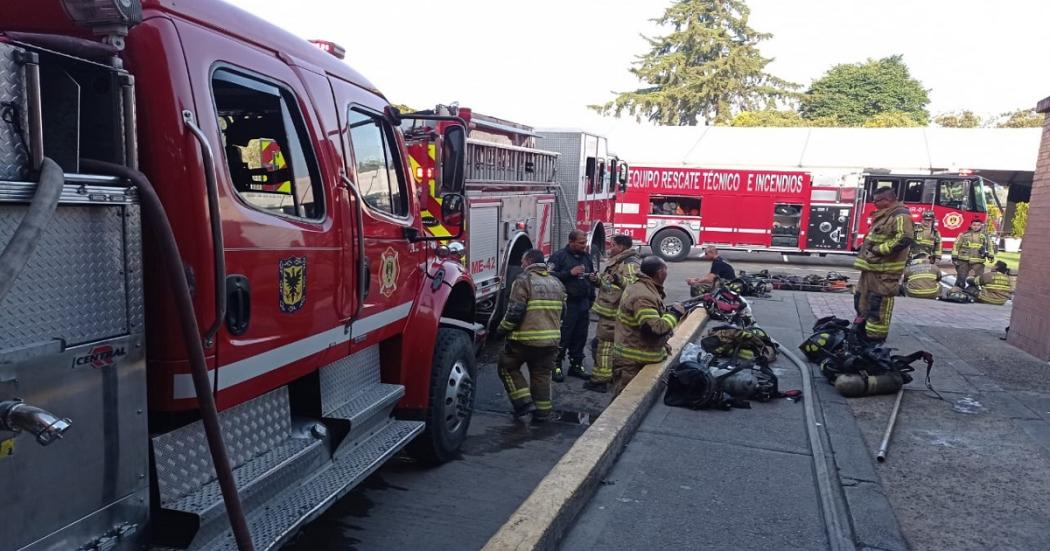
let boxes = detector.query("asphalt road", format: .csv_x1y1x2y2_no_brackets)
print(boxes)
284,255,848,551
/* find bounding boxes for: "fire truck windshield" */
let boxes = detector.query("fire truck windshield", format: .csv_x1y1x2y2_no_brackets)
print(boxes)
973,178,989,213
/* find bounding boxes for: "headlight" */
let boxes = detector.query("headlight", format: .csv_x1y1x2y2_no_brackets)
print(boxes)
61,0,142,29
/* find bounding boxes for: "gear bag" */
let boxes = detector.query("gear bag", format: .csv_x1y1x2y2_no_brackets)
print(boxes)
700,324,778,366
799,316,851,361
709,358,781,402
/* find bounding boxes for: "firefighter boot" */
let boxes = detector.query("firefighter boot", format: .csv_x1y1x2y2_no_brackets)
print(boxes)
568,360,590,380
552,348,567,383
513,402,537,420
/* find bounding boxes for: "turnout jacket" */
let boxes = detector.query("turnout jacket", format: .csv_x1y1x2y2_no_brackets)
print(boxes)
854,202,914,275
975,271,1012,305
903,262,941,299
614,273,680,365
498,263,566,347
952,230,995,263
592,249,641,341
913,224,942,257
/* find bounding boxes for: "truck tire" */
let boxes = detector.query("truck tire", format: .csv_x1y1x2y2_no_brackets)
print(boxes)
653,228,691,262
407,328,476,464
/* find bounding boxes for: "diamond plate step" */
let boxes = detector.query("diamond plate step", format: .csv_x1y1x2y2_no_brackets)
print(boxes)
198,419,425,551
160,435,327,548
326,383,405,452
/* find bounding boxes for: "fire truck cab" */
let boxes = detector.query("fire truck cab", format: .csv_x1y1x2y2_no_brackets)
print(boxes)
1,2,477,550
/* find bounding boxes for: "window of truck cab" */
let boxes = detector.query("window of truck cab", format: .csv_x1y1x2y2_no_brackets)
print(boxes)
211,68,324,221
345,107,410,220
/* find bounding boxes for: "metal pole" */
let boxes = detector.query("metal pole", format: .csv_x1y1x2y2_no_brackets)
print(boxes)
876,386,906,463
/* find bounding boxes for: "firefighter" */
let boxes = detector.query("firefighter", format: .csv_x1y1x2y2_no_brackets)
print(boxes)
585,235,640,393
686,245,736,296
549,230,596,381
952,219,995,287
902,253,941,299
853,187,914,342
912,211,941,259
969,260,1013,305
612,256,685,397
496,249,566,423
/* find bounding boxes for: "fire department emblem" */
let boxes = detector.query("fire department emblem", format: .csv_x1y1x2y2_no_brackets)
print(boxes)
379,247,400,298
279,256,307,313
943,212,964,230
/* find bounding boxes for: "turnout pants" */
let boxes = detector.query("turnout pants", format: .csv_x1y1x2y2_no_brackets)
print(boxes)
854,271,902,342
560,298,591,364
955,261,984,287
592,338,615,383
498,342,557,419
612,357,647,398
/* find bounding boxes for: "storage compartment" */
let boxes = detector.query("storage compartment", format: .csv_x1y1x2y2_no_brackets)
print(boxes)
806,205,853,250
771,203,802,247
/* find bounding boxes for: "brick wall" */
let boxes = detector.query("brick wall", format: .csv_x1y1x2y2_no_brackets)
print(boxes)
1008,97,1050,359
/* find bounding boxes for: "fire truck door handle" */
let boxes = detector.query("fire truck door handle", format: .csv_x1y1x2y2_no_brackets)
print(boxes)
225,275,250,336
182,110,227,347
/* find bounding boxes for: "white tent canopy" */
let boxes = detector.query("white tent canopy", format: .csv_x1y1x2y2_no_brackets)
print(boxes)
592,125,1041,174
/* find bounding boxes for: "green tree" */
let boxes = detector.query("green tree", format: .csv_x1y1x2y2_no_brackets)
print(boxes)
862,111,919,128
1012,202,1029,237
591,0,798,126
800,55,930,126
934,111,982,128
730,109,805,127
996,109,1043,128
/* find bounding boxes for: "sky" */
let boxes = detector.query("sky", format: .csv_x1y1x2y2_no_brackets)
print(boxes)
224,0,1050,133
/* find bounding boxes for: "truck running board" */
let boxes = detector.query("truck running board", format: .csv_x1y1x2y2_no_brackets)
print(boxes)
151,345,422,550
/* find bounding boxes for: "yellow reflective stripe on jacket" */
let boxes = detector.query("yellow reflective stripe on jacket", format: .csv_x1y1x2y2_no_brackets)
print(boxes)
619,307,661,327
510,329,562,341
592,302,618,318
876,215,906,255
660,313,679,328
526,299,563,311
908,272,937,281
613,344,667,363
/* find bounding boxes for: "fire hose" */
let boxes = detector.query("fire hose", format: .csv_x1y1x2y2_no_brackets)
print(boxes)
80,160,254,551
0,157,63,304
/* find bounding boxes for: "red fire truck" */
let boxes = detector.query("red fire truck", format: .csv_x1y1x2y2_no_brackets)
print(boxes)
620,166,991,261
1,2,479,550
404,114,628,326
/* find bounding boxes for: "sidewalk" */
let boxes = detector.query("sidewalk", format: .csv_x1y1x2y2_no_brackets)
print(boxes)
562,291,1050,551
561,295,837,550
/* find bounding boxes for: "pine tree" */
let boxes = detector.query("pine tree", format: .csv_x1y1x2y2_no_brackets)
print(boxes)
591,0,797,126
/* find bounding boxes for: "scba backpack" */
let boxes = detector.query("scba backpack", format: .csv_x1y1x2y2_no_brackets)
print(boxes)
819,348,935,398
940,286,973,304
799,316,851,361
664,360,724,410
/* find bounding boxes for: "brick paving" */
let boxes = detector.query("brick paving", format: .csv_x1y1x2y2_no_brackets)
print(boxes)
806,292,1011,331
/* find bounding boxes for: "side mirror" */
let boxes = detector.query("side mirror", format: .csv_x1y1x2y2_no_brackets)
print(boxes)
441,193,466,238
618,162,629,185
383,105,403,126
441,125,466,193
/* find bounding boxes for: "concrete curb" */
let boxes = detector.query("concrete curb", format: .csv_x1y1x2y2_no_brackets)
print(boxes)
482,311,709,551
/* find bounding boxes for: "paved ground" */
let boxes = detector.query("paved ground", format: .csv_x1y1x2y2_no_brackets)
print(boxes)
288,254,1049,551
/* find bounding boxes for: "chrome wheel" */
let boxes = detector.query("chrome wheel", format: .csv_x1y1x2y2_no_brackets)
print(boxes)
660,236,684,257
443,360,473,434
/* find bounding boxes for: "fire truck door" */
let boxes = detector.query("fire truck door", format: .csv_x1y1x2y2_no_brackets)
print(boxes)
180,25,345,406
338,101,422,346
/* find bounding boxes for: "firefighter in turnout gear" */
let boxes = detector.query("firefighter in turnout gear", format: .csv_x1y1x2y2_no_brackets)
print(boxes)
912,211,941,258
853,187,914,342
585,235,641,393
970,260,1013,305
903,253,942,299
496,249,566,423
952,219,995,286
613,256,685,397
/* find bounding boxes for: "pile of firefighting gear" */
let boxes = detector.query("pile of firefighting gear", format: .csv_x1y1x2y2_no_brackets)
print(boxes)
767,271,851,293
799,316,940,398
665,325,800,410
685,285,755,327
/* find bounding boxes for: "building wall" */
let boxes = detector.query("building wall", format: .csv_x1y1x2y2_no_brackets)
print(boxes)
1008,97,1050,360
